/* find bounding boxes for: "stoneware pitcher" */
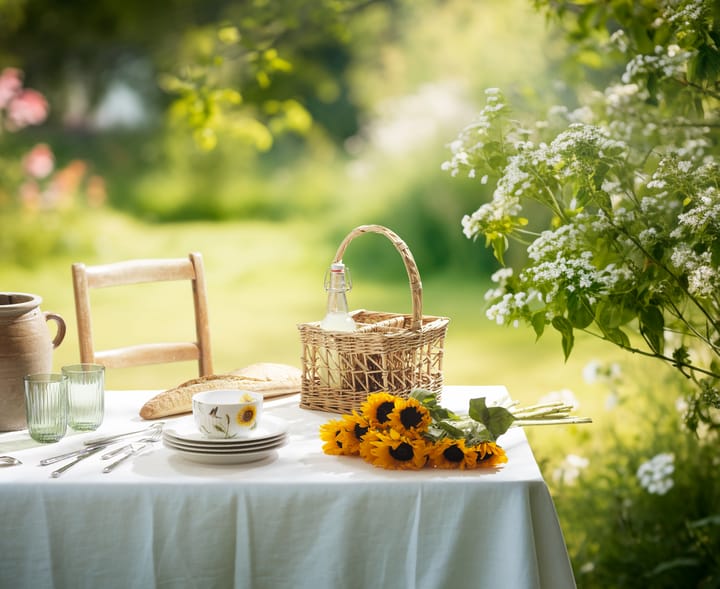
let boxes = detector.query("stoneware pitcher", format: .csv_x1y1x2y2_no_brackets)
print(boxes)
0,293,66,431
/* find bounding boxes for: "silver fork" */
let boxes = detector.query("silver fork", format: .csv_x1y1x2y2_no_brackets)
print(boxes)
102,442,150,473
100,428,163,460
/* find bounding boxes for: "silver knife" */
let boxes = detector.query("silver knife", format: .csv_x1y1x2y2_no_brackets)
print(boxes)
50,444,108,478
82,422,164,447
40,443,113,466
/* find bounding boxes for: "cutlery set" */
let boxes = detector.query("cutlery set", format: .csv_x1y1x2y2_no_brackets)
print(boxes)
34,422,165,477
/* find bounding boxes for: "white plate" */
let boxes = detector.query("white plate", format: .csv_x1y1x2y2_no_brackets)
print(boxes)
163,434,287,454
164,414,288,445
165,445,282,464
163,430,287,450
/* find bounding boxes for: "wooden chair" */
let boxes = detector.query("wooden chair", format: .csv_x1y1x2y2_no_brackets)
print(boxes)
71,252,213,377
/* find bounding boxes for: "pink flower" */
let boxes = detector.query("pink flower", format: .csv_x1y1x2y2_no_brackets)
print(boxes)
6,89,48,130
23,143,54,179
0,67,22,109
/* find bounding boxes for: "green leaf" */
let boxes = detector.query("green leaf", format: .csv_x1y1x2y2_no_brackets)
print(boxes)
688,514,720,528
434,420,466,439
604,327,630,349
593,162,609,190
411,389,457,421
489,235,507,265
648,558,699,576
639,305,665,355
596,299,634,329
468,397,516,441
551,316,575,360
531,312,546,340
567,293,594,329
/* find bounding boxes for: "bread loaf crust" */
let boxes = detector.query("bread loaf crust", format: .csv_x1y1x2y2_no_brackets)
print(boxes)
139,364,301,420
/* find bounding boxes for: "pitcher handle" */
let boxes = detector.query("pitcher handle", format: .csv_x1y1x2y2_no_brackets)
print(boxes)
44,312,66,348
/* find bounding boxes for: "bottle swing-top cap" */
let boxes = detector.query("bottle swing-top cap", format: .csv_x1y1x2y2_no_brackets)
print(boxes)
324,262,352,292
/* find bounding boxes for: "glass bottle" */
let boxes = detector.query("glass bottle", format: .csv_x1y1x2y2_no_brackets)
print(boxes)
320,262,357,332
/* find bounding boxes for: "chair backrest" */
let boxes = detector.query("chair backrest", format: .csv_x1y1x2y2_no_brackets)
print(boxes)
71,252,213,377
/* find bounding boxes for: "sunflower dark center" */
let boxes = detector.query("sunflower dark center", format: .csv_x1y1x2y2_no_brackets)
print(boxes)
443,445,465,462
376,401,395,424
399,407,423,428
353,423,369,440
389,442,414,461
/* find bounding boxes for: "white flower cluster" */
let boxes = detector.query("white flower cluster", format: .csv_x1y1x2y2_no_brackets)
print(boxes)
672,186,720,236
441,87,511,179
604,83,644,109
670,246,718,297
552,453,589,486
524,221,630,295
582,360,622,385
622,44,693,85
460,191,522,240
551,123,626,159
663,0,707,36
485,288,543,326
539,388,580,410
636,452,675,495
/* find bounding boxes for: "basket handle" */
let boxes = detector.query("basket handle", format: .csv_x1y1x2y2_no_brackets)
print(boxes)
333,224,423,331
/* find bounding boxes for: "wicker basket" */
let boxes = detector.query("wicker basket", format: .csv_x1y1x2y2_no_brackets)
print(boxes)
298,224,449,414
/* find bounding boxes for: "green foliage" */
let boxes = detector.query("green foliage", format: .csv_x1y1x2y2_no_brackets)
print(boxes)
158,0,381,151
544,365,720,588
444,0,720,428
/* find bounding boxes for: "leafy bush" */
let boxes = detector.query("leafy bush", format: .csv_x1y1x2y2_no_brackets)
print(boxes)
443,0,720,427
544,362,720,588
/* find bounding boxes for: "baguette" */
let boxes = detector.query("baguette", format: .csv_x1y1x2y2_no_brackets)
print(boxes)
139,363,301,420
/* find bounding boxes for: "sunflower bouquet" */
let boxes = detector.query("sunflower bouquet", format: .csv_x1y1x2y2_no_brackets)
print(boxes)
319,390,509,470
320,389,592,470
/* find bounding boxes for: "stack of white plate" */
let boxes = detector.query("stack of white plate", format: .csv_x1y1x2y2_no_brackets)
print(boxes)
163,415,289,464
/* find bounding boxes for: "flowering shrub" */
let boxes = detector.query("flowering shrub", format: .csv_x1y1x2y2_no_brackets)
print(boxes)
443,0,720,431
543,361,720,588
0,68,105,265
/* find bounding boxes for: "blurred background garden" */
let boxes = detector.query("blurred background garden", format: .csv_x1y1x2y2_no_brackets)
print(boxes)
1,0,718,586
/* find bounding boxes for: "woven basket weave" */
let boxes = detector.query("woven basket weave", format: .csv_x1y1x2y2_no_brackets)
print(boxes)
298,225,449,414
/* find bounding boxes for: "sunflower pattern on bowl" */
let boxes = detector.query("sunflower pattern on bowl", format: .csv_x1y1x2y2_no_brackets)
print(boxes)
192,390,263,439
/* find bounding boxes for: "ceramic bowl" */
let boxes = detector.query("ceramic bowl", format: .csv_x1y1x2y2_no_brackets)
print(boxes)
192,389,263,439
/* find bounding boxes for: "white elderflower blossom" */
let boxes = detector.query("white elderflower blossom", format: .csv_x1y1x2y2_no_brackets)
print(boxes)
552,453,589,486
540,388,580,410
673,187,720,234
669,247,718,297
637,453,675,495
568,106,594,124
582,360,622,385
605,83,640,108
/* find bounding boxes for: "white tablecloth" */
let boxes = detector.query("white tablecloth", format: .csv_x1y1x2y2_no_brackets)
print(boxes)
0,386,576,589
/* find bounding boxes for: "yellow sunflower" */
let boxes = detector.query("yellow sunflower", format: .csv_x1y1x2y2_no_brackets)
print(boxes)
361,392,398,429
236,405,257,427
471,441,508,469
362,428,429,470
338,411,370,455
358,428,383,463
386,397,431,436
319,419,348,456
427,438,477,470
